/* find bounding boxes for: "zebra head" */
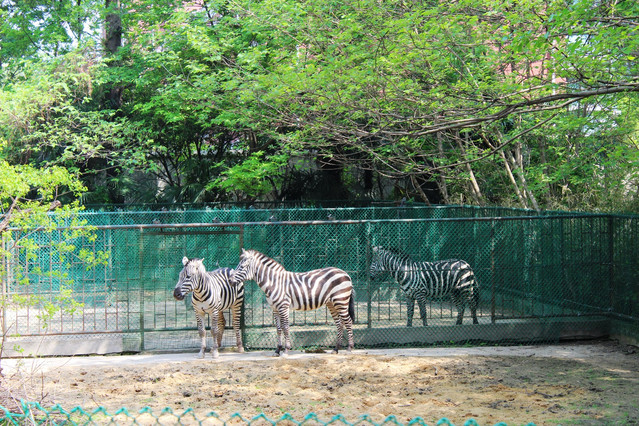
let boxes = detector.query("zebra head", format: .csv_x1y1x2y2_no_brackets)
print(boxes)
173,257,206,300
230,248,255,286
369,246,387,279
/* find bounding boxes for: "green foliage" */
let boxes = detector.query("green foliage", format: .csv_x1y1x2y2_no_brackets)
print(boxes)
211,152,290,200
1,0,638,210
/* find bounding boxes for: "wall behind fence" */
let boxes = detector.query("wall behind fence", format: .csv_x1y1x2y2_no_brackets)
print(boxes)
1,206,637,356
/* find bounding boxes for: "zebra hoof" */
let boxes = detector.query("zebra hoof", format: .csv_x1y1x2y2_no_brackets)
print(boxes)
196,352,205,359
211,351,220,359
237,347,245,354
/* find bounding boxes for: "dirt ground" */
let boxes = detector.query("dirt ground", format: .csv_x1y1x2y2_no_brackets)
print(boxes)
1,340,638,425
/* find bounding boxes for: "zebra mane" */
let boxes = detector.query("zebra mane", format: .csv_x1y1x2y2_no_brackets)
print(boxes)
245,249,287,271
375,247,415,264
184,257,208,275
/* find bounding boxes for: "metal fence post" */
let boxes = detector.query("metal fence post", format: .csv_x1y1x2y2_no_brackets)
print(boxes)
366,222,372,329
490,219,496,324
138,227,145,351
608,216,615,313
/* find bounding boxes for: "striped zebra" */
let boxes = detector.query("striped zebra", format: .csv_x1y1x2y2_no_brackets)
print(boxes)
173,257,244,358
370,246,479,327
230,249,355,356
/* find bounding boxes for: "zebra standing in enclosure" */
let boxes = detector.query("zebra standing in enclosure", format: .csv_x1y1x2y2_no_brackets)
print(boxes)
173,257,244,358
230,248,355,356
370,246,479,327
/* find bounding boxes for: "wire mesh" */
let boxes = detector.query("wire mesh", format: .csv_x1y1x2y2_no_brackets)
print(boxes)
0,401,536,426
1,206,637,355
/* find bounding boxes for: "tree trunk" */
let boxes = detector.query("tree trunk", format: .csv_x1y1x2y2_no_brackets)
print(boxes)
104,0,122,108
456,132,483,205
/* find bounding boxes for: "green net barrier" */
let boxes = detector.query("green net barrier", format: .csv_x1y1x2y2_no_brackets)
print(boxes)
2,206,638,355
0,401,535,426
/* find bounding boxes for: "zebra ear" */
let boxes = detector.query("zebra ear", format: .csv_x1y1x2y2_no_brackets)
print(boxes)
182,256,189,266
241,248,246,254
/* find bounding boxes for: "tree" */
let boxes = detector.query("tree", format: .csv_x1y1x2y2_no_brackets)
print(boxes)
226,0,639,208
0,161,102,383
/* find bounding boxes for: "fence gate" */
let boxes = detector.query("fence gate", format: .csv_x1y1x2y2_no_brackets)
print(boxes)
135,226,244,352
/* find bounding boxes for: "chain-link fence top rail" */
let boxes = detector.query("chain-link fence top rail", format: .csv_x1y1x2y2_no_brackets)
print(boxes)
1,205,637,352
0,402,536,426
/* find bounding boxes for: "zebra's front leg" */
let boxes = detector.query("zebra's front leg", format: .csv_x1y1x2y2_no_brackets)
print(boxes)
210,309,221,358
212,310,226,358
195,312,207,359
416,298,428,326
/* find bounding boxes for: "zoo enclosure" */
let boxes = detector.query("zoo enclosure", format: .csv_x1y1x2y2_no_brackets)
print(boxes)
2,205,638,355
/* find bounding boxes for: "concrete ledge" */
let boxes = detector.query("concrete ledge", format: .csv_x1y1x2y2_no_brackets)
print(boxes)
3,334,142,357
244,316,611,349
2,316,613,356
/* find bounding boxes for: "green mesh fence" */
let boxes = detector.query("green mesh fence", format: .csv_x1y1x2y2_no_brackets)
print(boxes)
0,401,535,426
1,206,638,355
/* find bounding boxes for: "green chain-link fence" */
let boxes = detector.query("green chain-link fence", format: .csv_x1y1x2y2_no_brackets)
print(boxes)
1,205,638,355
1,401,535,426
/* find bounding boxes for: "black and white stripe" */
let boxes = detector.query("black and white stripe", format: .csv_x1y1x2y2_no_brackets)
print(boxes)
230,249,354,356
370,247,479,326
173,257,244,358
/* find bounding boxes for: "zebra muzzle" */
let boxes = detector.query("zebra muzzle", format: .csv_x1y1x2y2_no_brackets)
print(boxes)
173,287,185,301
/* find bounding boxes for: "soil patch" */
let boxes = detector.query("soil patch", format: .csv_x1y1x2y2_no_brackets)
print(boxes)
1,341,638,425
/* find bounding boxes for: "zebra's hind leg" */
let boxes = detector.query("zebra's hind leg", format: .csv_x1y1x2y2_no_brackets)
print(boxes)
470,288,480,324
231,303,244,353
273,310,284,357
406,299,415,327
279,307,292,357
327,303,344,354
416,297,428,326
452,292,465,325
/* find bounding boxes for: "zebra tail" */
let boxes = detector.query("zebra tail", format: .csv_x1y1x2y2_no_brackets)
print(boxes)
348,290,355,322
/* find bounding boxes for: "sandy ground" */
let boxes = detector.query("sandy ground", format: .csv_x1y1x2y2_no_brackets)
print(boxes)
1,340,638,425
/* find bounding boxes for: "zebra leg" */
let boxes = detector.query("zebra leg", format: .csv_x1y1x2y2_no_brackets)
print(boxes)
279,306,292,357
452,292,465,325
210,309,221,358
406,298,415,327
327,303,344,354
416,297,428,327
231,303,244,353
340,306,355,353
273,310,284,356
214,311,226,357
470,288,480,324
195,311,207,359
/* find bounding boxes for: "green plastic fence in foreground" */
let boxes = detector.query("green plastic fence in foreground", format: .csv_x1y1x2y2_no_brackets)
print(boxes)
0,402,535,426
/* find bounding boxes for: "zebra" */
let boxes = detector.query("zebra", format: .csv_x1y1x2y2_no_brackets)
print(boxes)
230,248,355,356
173,257,244,358
369,246,479,327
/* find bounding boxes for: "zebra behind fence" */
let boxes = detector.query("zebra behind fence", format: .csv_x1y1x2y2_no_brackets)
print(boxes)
370,246,479,327
230,248,355,356
173,257,244,358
